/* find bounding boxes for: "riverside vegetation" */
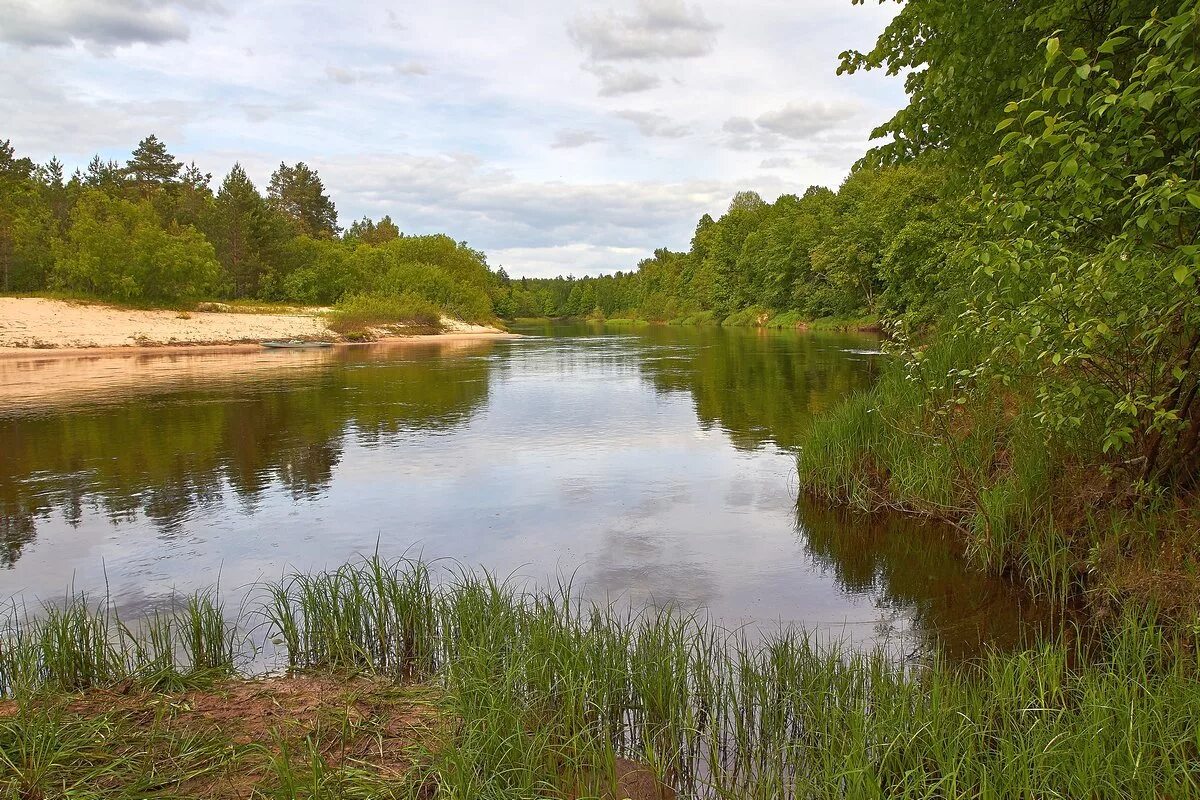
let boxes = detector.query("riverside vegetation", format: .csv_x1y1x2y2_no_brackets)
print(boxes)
3,0,1200,797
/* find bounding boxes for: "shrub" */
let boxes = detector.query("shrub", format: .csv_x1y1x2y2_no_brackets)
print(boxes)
327,291,442,335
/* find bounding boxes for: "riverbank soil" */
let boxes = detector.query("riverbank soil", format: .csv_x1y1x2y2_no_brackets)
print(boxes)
0,675,671,799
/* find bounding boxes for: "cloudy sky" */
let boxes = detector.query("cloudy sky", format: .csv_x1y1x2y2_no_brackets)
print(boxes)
1,0,903,277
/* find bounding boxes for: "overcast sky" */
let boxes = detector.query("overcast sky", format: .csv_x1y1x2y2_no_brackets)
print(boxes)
1,0,903,278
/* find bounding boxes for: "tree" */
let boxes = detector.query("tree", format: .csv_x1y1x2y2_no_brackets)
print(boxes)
0,140,54,291
967,4,1200,489
0,139,34,183
267,162,339,238
35,156,69,227
839,0,1160,167
347,215,401,245
208,164,282,298
164,161,215,230
125,134,182,196
81,155,124,191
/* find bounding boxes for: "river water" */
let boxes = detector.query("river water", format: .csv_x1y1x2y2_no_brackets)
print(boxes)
0,322,1051,658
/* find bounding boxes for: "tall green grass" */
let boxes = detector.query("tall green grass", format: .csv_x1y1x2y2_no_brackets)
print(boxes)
0,589,242,697
4,555,1199,797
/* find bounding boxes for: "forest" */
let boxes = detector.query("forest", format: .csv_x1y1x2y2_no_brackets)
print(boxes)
793,0,1200,612
494,164,955,325
0,131,949,327
0,137,499,323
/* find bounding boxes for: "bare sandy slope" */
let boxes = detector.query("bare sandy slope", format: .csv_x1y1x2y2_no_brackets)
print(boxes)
0,297,329,349
0,297,508,352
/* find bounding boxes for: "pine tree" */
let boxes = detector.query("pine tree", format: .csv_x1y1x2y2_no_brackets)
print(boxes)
84,155,124,190
267,162,339,238
37,156,64,188
210,163,277,297
36,156,69,227
125,134,182,196
171,161,214,228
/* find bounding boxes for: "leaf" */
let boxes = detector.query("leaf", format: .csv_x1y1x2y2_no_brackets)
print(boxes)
1046,37,1061,62
1187,192,1200,209
1175,263,1192,284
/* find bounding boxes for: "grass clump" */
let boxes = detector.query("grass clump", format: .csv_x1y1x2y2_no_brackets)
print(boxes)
326,292,443,338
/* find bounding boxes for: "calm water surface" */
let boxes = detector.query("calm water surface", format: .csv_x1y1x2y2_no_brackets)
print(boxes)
0,323,1050,657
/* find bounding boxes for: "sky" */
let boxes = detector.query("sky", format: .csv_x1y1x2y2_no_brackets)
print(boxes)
0,0,904,278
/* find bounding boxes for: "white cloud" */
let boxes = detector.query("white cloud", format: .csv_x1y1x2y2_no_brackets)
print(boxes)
586,65,661,96
721,101,860,151
616,110,690,139
568,0,720,61
325,65,360,85
238,99,315,123
759,156,794,169
1,0,907,278
490,244,647,278
756,101,858,139
396,61,428,76
552,129,605,149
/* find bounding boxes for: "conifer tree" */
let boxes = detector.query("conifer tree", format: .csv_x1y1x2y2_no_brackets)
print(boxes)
125,134,182,196
267,161,339,238
210,163,277,297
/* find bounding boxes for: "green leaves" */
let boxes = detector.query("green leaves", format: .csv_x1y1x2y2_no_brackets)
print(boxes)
1046,37,1061,63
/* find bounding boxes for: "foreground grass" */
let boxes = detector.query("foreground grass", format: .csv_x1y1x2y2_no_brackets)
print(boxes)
3,556,1200,798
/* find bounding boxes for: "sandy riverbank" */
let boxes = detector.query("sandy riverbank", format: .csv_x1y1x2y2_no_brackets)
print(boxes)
0,297,514,356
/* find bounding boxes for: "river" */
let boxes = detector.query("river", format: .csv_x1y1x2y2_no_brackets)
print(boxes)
0,322,1052,658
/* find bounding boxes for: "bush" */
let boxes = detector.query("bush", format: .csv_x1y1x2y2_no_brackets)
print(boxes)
52,190,219,303
326,291,442,335
370,262,493,323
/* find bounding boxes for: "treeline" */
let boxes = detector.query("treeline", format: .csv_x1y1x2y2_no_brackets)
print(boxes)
0,136,500,321
796,0,1200,610
494,162,961,325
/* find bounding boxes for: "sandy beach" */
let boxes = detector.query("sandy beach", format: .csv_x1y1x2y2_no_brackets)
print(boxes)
0,297,513,357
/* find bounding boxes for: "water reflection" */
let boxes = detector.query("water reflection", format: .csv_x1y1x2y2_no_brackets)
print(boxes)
798,499,1055,658
0,340,494,559
0,325,1052,657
